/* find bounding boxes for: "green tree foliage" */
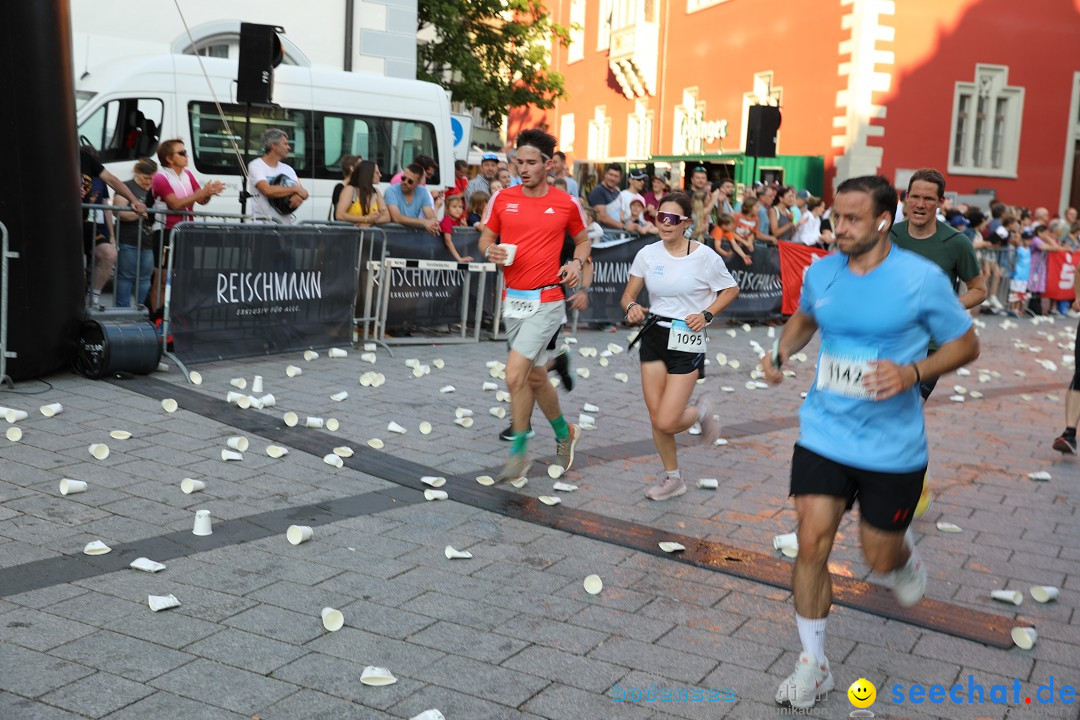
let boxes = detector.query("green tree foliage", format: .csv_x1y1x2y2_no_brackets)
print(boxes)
418,0,570,128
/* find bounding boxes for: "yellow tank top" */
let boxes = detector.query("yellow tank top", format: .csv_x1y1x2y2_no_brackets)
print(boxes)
348,190,378,216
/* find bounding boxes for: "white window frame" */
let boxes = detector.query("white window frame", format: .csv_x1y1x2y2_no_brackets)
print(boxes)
568,0,585,64
688,0,734,12
597,0,612,51
947,64,1024,178
560,113,576,153
626,101,653,159
588,106,611,161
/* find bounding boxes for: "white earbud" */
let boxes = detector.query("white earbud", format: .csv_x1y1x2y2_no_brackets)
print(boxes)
877,219,888,231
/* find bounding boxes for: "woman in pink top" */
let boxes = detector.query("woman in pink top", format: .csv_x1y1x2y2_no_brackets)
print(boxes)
147,138,224,314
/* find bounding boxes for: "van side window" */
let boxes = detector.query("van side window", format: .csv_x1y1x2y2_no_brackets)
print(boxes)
188,102,311,175
317,112,439,185
77,98,163,163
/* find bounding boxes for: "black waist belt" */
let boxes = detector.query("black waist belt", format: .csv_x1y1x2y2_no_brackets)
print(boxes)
628,313,676,351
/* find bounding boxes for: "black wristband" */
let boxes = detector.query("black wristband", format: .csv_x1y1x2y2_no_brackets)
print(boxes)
624,301,638,315
911,363,921,386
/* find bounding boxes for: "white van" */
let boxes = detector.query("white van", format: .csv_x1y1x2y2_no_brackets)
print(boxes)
76,54,455,221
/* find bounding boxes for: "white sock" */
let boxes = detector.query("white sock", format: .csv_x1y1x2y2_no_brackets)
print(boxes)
665,468,681,480
796,614,827,665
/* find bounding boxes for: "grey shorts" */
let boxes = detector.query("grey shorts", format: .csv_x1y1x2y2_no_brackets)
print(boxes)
505,300,565,365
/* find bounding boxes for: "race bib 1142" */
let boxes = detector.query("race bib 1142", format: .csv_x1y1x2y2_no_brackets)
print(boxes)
816,346,877,400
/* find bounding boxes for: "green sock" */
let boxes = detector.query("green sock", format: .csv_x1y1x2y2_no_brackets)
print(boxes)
549,415,569,441
511,431,529,455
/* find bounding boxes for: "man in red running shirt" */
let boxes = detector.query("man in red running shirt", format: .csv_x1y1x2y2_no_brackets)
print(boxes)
479,129,591,482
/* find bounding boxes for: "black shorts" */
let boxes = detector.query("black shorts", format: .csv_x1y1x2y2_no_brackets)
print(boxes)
789,444,925,531
637,320,705,376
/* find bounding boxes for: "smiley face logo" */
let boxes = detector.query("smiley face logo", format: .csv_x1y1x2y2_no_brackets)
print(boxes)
848,678,876,708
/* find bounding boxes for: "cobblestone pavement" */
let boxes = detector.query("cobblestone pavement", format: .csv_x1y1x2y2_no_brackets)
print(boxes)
1,316,1078,720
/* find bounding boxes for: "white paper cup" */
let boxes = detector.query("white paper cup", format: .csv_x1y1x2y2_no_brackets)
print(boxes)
266,445,289,458
496,390,511,403
304,350,319,361
259,393,276,408
360,352,377,363
454,417,473,428
455,408,473,418
991,589,1023,606
424,489,448,501
226,436,249,452
285,365,303,377
363,342,376,352
83,540,111,555
333,446,354,457
59,479,87,495
433,359,445,369
156,361,169,372
130,557,165,573
326,418,340,432
388,421,406,434
439,385,456,393
188,371,203,385
283,411,300,427
489,407,506,419
229,378,247,389
421,476,446,487
773,532,799,550
247,396,263,410
321,607,344,632
583,403,600,413
181,478,206,494
148,594,181,612
221,449,243,462
502,243,518,265
578,413,596,428
162,398,178,413
1030,586,1060,603
1011,626,1037,649
482,381,498,391
323,453,344,468
328,348,348,358
192,509,212,536
6,427,21,442
583,574,603,595
287,525,313,545
306,416,324,429
419,421,432,435
251,376,264,394
360,666,398,686
88,443,110,460
6,409,28,423
410,711,446,720
696,478,718,489
39,403,63,417
330,391,349,402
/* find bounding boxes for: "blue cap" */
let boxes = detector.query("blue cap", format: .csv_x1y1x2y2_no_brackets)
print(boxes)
481,152,499,162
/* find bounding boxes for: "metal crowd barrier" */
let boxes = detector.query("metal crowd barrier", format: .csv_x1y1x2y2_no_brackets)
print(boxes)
79,203,256,318
374,256,496,346
0,221,15,388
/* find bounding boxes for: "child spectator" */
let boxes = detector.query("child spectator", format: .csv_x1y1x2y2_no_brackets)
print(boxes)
712,213,751,264
439,193,472,263
467,191,489,230
551,176,568,192
489,179,504,194
734,195,760,247
792,197,827,247
625,195,658,235
583,206,605,242
690,190,711,245
1010,230,1032,316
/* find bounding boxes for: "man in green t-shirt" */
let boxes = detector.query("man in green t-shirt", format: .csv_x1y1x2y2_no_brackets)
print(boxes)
890,168,986,517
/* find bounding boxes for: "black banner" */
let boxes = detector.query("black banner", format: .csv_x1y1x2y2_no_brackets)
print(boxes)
715,241,783,320
168,224,360,363
578,235,651,324
381,227,483,328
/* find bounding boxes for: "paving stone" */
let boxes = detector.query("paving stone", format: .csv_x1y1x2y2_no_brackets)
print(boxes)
522,682,654,720
37,671,152,718
570,605,677,644
306,626,447,672
0,644,96,698
270,651,422,710
180,627,309,674
497,612,610,655
102,689,249,720
389,685,550,720
44,592,147,628
420,655,551,707
254,689,366,720
409,619,528,664
148,657,297,715
0,607,98,652
51,629,193,683
588,636,718,685
502,644,630,693
0,691,89,720
221,603,326,645
6,584,89,610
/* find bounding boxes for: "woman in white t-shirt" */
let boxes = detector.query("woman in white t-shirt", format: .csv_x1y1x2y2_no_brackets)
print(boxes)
620,192,740,501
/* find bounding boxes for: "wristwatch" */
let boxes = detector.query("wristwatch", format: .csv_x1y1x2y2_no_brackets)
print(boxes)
702,311,714,323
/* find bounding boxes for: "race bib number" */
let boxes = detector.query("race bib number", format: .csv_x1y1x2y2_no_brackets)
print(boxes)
667,320,706,352
502,288,541,319
816,345,877,399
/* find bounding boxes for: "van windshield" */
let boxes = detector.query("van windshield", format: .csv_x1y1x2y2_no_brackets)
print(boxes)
77,97,163,163
189,102,311,176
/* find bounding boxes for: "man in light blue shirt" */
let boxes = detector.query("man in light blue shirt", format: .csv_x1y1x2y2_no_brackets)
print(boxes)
384,162,439,235
763,175,979,712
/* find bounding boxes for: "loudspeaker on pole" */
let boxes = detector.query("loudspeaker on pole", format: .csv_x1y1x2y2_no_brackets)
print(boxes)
236,23,284,105
745,105,781,158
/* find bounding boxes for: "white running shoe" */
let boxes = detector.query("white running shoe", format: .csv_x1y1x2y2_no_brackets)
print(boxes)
775,652,833,709
892,530,927,607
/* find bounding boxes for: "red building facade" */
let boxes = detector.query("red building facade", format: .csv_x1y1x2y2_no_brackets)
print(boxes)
509,0,1080,211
